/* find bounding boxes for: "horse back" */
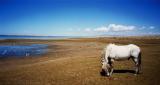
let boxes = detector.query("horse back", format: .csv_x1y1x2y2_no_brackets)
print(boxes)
106,44,141,59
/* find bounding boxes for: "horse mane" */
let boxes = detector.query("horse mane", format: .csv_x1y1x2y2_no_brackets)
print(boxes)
106,43,115,50
108,43,115,46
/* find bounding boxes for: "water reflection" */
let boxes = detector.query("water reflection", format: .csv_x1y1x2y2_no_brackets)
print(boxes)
0,44,48,57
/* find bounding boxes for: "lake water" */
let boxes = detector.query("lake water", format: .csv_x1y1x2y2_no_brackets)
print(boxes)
0,44,48,58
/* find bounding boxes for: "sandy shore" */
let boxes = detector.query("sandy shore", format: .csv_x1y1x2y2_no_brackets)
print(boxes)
0,37,160,85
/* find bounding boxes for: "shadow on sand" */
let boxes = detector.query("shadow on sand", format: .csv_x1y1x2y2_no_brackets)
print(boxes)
100,69,135,76
113,69,135,73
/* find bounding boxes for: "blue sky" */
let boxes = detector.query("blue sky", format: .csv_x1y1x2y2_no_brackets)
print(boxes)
0,0,160,36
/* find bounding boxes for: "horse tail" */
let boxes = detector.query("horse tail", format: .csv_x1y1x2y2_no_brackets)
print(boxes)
138,52,142,73
138,52,141,66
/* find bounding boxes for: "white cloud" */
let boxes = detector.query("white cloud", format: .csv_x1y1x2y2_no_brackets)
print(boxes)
92,24,135,32
66,24,156,36
93,26,109,32
149,26,155,29
83,24,136,35
108,24,135,31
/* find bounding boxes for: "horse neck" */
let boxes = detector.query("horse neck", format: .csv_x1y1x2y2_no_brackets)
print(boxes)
104,49,110,64
103,44,114,64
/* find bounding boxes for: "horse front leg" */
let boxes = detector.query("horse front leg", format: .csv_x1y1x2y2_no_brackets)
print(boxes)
109,59,114,76
109,65,114,76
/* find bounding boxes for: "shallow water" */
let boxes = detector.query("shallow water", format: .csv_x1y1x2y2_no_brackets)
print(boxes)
0,44,48,57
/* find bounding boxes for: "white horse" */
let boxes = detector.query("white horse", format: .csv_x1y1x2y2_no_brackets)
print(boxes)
101,43,141,76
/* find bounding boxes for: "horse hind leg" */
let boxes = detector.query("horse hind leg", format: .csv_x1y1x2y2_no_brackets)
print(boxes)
132,58,140,75
135,53,142,74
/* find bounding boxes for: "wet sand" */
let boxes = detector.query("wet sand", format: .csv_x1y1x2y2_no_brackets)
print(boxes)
0,37,160,85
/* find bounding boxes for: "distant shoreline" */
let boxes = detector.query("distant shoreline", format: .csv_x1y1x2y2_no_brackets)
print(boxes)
0,35,160,40
0,35,76,40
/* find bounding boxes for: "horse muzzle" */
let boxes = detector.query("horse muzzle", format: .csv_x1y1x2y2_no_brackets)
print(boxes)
100,69,106,76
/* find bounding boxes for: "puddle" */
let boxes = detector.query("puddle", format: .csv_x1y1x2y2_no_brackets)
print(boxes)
0,44,48,57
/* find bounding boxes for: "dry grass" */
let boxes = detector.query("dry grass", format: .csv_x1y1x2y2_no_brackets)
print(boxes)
0,37,160,85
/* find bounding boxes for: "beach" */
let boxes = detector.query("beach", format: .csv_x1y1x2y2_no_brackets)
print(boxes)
0,37,160,85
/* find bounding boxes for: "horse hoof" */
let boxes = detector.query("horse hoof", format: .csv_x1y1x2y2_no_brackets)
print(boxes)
107,75,110,77
106,74,110,77
134,74,137,76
